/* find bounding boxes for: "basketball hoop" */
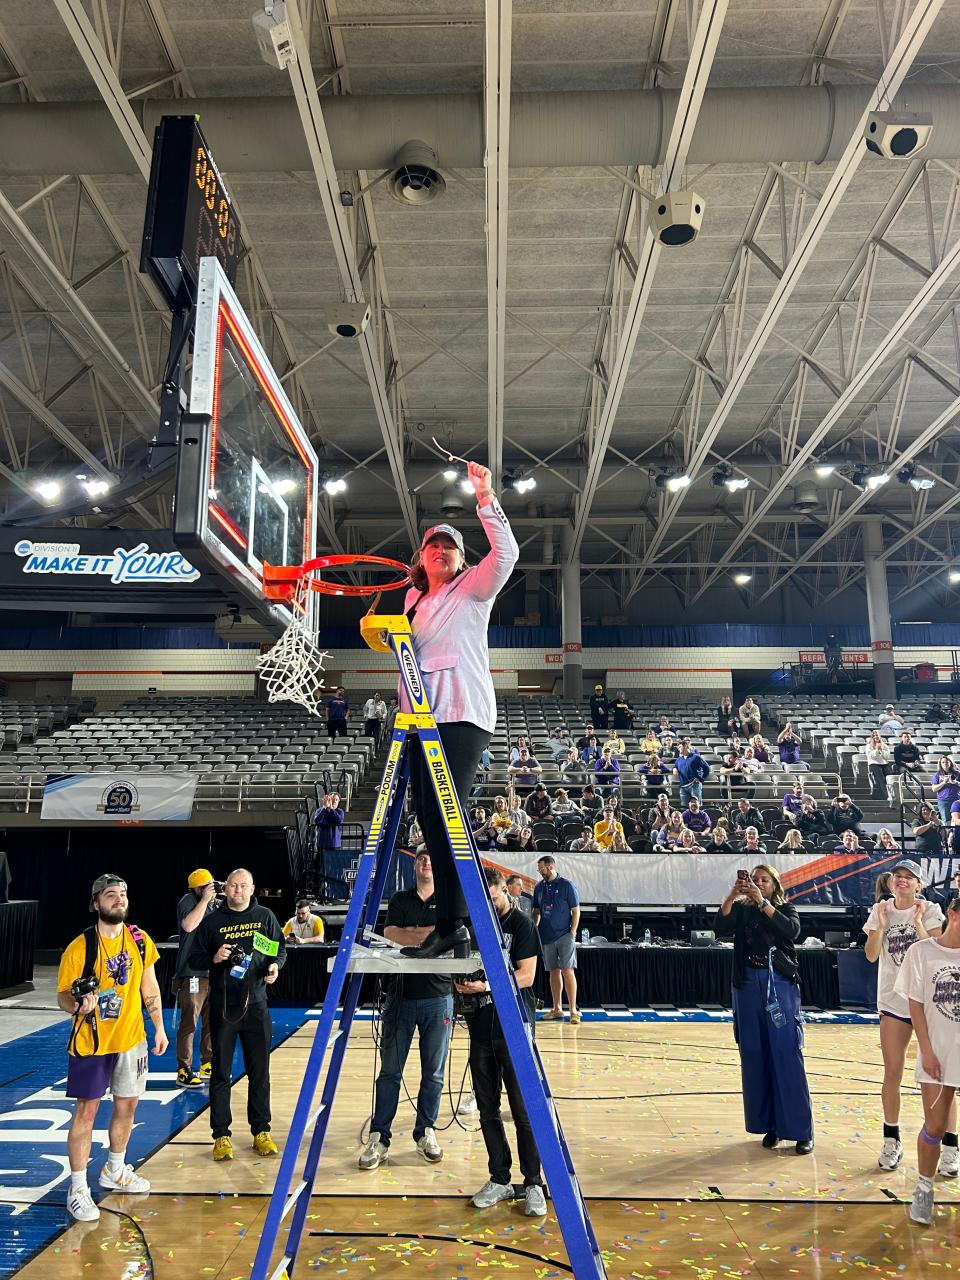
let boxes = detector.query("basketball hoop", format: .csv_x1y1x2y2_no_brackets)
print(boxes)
256,555,410,716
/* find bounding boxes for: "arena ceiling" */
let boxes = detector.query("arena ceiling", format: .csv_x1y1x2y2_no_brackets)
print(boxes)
2,0,960,615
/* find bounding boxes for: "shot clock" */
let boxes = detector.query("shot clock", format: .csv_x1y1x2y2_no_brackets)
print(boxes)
140,115,243,310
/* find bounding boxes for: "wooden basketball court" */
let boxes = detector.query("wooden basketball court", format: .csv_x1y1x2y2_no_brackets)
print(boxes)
16,1018,959,1278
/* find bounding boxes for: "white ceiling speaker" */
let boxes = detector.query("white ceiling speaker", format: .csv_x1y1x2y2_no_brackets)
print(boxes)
387,141,446,205
648,191,705,247
791,486,820,513
864,111,933,158
439,485,465,517
326,302,371,338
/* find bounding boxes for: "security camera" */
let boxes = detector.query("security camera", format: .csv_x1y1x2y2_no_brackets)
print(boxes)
648,191,705,248
864,111,932,158
252,3,294,70
327,302,372,339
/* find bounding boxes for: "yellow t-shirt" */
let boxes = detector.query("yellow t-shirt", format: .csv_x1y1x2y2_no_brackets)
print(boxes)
58,925,159,1057
283,914,324,940
594,819,624,851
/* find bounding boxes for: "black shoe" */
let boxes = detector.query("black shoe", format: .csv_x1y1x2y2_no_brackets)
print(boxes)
795,1139,814,1155
400,926,470,960
762,1131,779,1148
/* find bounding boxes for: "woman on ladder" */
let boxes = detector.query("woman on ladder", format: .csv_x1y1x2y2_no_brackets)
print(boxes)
400,460,519,959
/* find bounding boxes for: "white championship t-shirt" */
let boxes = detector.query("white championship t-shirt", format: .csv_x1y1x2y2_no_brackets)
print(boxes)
894,938,960,1087
863,899,944,1017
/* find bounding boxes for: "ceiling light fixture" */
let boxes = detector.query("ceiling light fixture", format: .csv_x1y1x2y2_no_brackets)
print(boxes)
950,571,960,585
733,572,752,586
442,467,458,483
665,474,691,493
34,480,62,502
814,462,835,478
460,478,475,495
83,478,112,498
323,477,347,496
896,461,935,492
866,472,890,490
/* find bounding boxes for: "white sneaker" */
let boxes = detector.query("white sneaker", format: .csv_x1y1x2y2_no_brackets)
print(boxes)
909,1181,935,1226
358,1132,388,1170
471,1179,515,1209
524,1184,547,1216
99,1163,150,1194
416,1127,443,1163
67,1184,100,1222
878,1137,903,1171
457,1092,478,1116
938,1144,960,1178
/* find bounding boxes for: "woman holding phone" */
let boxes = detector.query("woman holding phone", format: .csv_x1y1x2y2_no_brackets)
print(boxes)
715,865,814,1154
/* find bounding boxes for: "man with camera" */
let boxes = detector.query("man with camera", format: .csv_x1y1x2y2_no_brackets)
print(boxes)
57,874,167,1222
190,868,286,1162
359,850,453,1170
455,866,546,1217
174,868,221,1087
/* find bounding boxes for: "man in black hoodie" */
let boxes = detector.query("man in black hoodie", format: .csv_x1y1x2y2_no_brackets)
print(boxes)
191,868,286,1162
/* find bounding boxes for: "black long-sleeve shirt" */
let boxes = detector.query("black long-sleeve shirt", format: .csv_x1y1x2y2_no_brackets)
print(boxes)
192,899,286,1007
714,899,800,987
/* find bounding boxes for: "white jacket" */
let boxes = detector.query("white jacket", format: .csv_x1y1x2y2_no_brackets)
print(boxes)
400,499,519,733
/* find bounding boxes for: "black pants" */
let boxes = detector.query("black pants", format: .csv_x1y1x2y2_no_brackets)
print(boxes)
469,1032,543,1188
408,721,490,925
209,1000,272,1139
868,763,889,799
364,718,382,748
328,718,347,741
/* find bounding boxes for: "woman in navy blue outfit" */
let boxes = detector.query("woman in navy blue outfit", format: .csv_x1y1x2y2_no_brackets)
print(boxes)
715,865,814,1154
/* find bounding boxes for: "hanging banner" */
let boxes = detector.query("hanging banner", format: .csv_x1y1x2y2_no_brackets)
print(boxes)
41,773,198,822
492,848,958,907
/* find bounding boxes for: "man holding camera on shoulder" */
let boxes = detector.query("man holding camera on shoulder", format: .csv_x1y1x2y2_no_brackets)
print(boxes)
57,874,167,1222
191,868,285,1162
174,868,221,1087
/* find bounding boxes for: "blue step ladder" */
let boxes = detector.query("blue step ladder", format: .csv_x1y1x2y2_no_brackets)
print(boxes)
250,613,607,1280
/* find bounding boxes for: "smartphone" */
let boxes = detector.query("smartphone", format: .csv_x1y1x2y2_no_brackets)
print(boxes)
737,869,749,881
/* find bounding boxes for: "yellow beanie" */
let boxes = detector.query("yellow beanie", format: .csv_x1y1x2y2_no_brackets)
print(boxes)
188,868,214,889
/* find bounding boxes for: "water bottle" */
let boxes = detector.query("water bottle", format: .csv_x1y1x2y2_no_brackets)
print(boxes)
643,928,652,947
581,927,590,945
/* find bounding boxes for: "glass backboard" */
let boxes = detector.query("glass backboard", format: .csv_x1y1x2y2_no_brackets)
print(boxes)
174,256,318,632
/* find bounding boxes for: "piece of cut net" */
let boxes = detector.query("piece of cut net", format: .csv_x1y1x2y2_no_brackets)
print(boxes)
257,590,331,716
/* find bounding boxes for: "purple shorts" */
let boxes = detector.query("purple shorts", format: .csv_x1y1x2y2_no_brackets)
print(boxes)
66,1041,148,1099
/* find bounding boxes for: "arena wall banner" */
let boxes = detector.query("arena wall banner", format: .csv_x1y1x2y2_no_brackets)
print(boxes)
40,773,198,822
498,848,957,907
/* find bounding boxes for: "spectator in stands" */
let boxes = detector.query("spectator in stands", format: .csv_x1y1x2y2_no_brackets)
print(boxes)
646,792,672,832
865,730,894,801
489,796,515,846
612,691,635,730
705,821,735,854
834,829,866,855
740,746,764,777
639,725,661,754
575,724,595,749
594,746,621,797
730,797,765,835
715,865,813,1155
777,829,806,853
796,798,830,844
283,899,325,945
325,687,350,741
738,696,761,736
604,727,626,756
828,794,864,838
406,813,423,848
636,753,669,794
878,703,910,736
678,828,707,853
951,703,960,723
610,795,636,841
776,722,802,765
610,830,632,852
314,793,344,862
509,735,531,764
893,731,922,783
719,751,754,801
362,692,387,749
931,756,960,825
505,874,533,917
658,734,677,764
924,701,948,723
862,858,953,1184
717,696,737,738
550,788,582,823
682,796,712,835
548,728,574,761
875,828,900,853
579,734,601,765
471,808,499,851
656,714,677,738
578,785,602,821
875,872,894,900
656,811,687,850
735,826,767,857
533,856,581,1024
507,748,542,788
524,783,552,824
570,826,600,852
589,684,609,731
386,698,399,735
674,742,711,808
750,735,770,765
782,779,813,824
560,748,589,783
913,803,944,856
594,805,625,851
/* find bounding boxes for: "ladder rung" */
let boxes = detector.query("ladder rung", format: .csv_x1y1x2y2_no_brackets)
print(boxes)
268,1255,293,1280
280,1179,310,1223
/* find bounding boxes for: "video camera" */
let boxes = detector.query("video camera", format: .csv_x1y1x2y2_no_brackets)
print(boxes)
453,967,489,1021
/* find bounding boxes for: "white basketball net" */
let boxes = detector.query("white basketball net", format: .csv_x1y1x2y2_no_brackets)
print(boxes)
256,582,331,716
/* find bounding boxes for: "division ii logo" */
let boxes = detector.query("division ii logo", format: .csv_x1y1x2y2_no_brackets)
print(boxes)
97,781,140,815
